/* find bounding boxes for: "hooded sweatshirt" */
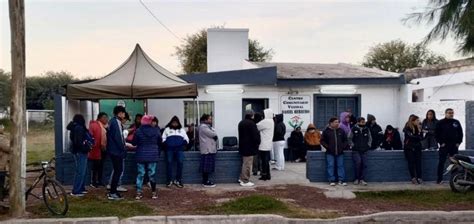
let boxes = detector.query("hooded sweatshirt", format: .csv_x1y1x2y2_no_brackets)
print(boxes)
339,112,351,135
257,109,275,151
132,125,162,163
367,114,383,150
272,114,286,142
304,124,321,146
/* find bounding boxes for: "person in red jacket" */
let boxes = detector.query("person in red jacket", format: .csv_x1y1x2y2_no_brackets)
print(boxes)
88,112,109,188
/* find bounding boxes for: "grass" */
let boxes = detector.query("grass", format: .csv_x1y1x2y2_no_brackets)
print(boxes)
356,189,474,206
26,123,55,166
30,195,154,219
205,195,340,219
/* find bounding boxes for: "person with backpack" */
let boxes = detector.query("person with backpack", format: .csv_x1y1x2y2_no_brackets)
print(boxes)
162,116,189,188
198,114,218,188
348,117,372,185
67,114,94,197
131,115,161,200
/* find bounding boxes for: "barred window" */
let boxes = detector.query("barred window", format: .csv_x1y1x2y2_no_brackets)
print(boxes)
184,101,214,126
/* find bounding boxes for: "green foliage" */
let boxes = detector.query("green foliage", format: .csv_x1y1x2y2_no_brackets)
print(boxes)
404,0,474,55
30,195,153,218
208,195,289,215
175,28,274,74
362,40,447,73
26,71,77,109
0,70,11,111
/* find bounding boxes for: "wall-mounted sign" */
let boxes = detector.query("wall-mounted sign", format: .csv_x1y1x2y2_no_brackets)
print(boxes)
280,95,311,130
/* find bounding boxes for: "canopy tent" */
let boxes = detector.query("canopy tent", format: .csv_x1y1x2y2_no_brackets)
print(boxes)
66,44,197,100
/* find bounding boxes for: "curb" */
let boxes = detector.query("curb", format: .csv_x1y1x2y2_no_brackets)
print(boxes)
3,211,474,223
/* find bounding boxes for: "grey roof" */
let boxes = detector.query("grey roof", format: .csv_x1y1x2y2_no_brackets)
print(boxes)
252,62,401,79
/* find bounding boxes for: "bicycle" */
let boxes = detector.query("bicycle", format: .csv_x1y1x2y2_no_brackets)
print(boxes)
0,158,69,216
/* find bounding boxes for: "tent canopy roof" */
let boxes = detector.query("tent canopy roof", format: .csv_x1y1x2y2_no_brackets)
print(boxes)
66,44,197,100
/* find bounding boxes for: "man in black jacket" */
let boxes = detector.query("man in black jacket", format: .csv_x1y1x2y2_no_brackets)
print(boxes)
321,117,348,186
238,110,261,187
435,108,464,184
348,117,372,186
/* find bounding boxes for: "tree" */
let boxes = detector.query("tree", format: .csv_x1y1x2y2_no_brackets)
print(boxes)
26,71,76,109
362,40,447,73
175,28,274,74
404,0,474,55
0,70,11,111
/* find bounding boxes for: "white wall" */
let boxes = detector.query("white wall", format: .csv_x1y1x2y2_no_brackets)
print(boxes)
207,28,249,72
148,84,401,147
399,85,467,149
410,70,474,102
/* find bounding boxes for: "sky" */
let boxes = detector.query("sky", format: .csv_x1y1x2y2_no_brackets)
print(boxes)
0,0,462,78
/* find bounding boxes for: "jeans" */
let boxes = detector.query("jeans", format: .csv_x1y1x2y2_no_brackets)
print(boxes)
404,147,422,179
259,150,271,179
136,162,157,193
72,153,88,194
109,154,124,194
326,153,345,182
273,141,285,170
352,151,368,181
166,150,184,182
437,145,459,182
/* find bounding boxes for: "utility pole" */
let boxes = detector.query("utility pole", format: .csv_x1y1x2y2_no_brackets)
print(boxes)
8,0,26,217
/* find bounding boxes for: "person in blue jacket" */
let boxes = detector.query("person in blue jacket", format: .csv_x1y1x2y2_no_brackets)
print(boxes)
132,115,161,200
162,116,189,188
106,106,127,200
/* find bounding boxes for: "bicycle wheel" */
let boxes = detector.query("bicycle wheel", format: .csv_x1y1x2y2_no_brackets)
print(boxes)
42,179,68,215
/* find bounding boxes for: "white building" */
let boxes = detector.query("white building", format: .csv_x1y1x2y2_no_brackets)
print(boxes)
149,28,405,146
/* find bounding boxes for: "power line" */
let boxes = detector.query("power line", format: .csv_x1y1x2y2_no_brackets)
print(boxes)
139,0,182,41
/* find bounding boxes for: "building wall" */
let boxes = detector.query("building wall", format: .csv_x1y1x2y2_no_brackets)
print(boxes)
148,85,401,146
423,84,474,102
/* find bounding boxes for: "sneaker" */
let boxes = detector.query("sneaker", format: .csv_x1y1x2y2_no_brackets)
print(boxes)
411,178,418,184
117,186,128,192
106,185,111,190
203,181,216,188
89,184,99,189
295,159,301,163
329,182,336,186
360,180,368,186
338,181,347,186
69,192,85,197
135,192,143,200
240,181,255,187
238,179,243,184
174,180,184,188
353,180,359,185
107,193,123,201
81,190,88,194
151,192,158,200
166,181,173,187
417,178,423,184
270,160,276,164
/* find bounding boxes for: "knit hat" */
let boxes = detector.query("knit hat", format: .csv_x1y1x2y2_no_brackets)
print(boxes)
141,115,154,126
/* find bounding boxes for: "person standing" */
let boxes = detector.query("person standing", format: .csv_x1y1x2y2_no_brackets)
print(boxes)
302,123,322,162
321,117,348,186
421,110,438,150
272,114,286,171
198,114,218,188
381,125,402,150
238,110,261,187
403,114,424,184
252,112,264,176
132,115,161,200
106,106,127,200
257,109,274,181
348,117,372,185
88,112,108,188
67,114,94,197
339,112,352,136
435,108,464,184
367,114,383,150
162,116,189,188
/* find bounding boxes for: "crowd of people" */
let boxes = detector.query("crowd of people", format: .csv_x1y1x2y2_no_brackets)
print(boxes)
67,105,464,200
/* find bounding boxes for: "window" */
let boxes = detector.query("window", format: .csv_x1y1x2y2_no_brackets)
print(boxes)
183,101,214,126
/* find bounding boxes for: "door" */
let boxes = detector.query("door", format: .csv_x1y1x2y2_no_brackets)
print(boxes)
242,98,269,119
313,95,360,129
